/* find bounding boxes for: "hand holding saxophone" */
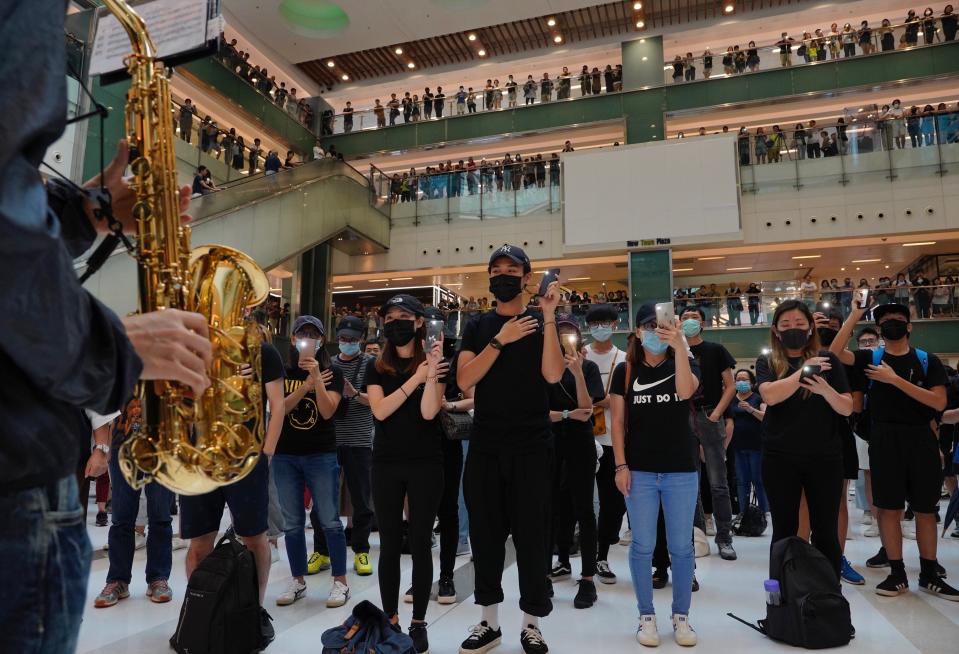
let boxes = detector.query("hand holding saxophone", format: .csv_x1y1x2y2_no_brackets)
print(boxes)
121,309,213,396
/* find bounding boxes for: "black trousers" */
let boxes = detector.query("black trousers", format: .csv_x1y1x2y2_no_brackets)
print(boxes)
763,451,842,578
596,445,627,561
465,441,553,617
550,425,597,577
311,446,374,555
372,459,443,620
439,437,464,579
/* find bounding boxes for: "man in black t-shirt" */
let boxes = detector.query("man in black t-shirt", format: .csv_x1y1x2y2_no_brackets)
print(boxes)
679,307,738,560
457,245,565,654
832,301,957,601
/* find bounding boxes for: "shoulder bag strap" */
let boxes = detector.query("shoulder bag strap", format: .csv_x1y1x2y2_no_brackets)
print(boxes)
603,351,619,395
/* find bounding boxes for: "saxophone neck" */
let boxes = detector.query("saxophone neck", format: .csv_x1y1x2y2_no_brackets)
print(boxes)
102,0,158,60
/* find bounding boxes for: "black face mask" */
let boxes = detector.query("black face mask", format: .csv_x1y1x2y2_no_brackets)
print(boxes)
879,319,909,341
817,327,839,347
778,328,810,350
384,319,417,347
489,274,523,302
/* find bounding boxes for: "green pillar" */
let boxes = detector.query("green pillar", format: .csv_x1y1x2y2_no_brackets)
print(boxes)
299,242,332,330
620,35,666,144
628,249,673,328
82,76,129,181
621,35,664,90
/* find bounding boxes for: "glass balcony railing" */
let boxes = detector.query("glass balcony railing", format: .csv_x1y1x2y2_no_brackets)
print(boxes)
369,161,563,224
736,108,959,192
319,16,958,137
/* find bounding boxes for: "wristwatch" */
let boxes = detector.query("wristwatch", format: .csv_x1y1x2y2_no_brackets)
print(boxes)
93,443,111,456
562,409,569,420
490,337,504,351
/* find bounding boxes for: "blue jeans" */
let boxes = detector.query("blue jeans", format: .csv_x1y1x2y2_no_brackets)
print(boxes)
106,443,174,584
273,452,347,577
624,471,698,617
0,476,91,653
458,440,470,545
734,448,768,513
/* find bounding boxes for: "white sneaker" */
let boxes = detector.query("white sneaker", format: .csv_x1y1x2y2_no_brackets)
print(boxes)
672,614,697,647
861,512,874,526
327,580,350,608
902,522,917,540
171,537,188,551
134,533,147,550
276,579,307,606
636,614,659,647
863,523,879,537
270,544,280,564
705,517,716,537
619,529,632,545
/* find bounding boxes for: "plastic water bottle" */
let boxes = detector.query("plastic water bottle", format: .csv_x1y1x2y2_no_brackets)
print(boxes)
764,579,781,606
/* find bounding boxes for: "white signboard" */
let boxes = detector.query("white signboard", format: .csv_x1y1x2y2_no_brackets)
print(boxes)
89,0,216,76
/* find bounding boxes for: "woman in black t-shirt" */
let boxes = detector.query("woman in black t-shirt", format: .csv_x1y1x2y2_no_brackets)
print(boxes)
730,369,767,517
756,300,852,577
365,295,448,652
610,304,701,647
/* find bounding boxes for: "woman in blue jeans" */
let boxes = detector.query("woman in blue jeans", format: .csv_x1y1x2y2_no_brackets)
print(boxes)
610,303,701,648
266,315,350,609
730,370,768,518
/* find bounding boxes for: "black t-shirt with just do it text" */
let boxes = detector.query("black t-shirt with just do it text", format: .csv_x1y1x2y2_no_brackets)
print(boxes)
459,309,550,452
610,356,702,473
852,347,947,427
277,364,344,456
755,352,850,457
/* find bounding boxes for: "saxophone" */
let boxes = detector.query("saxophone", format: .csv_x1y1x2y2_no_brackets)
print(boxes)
104,0,271,495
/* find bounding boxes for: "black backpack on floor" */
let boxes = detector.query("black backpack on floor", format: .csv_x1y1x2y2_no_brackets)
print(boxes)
170,531,262,654
759,537,852,649
734,492,767,537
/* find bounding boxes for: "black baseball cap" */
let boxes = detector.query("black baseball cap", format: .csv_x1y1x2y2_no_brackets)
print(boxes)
585,304,619,324
556,313,580,330
488,244,531,273
872,302,911,323
379,294,425,317
635,303,657,327
336,315,364,339
423,307,446,322
292,315,325,336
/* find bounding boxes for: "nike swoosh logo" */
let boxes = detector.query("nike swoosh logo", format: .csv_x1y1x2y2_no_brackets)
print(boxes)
632,374,675,393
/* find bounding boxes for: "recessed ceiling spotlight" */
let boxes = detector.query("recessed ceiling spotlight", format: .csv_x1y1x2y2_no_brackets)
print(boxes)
633,2,643,10
547,18,556,27
394,47,403,55
478,49,486,56
467,33,477,41
326,60,335,67
553,35,563,43
341,73,349,80
724,2,735,13
407,62,415,69
636,20,645,28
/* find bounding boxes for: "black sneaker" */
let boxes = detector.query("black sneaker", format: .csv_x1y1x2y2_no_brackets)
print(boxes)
919,575,959,601
404,586,414,603
95,511,108,527
438,576,457,605
692,576,700,592
876,574,909,597
409,622,430,654
936,562,947,578
549,563,571,580
459,621,502,653
546,577,554,598
573,579,597,609
595,560,616,585
867,547,890,568
652,568,668,589
718,541,738,561
520,624,549,654
259,608,275,648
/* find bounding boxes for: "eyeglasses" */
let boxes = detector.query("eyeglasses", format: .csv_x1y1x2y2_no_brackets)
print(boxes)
638,322,657,332
858,339,879,347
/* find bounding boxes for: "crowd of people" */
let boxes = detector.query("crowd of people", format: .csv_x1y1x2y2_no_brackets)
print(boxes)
670,6,959,83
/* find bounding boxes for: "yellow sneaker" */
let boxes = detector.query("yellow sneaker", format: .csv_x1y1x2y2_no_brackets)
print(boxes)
354,552,373,576
307,552,331,575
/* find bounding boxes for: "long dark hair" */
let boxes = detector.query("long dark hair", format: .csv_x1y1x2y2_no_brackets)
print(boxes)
768,299,821,379
375,321,426,376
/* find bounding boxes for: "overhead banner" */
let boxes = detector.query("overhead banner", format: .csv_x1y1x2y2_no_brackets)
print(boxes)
89,0,221,76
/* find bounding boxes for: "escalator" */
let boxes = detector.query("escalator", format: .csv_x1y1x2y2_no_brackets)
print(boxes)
80,159,389,315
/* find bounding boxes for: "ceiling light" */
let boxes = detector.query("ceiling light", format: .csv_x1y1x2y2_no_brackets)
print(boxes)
567,277,591,281
391,277,413,281
840,267,846,271
633,1,643,9
724,3,735,13
467,33,477,41
642,56,648,61
326,60,335,67
791,255,821,259
902,241,936,246
369,278,389,282
478,49,486,56
672,267,694,272
851,258,881,263
407,62,415,68
553,35,563,43
636,20,645,28
885,265,890,269
640,38,646,43
697,256,725,261
333,286,353,290
547,18,556,27
445,283,463,287
727,266,753,271
341,73,350,80
394,47,403,55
